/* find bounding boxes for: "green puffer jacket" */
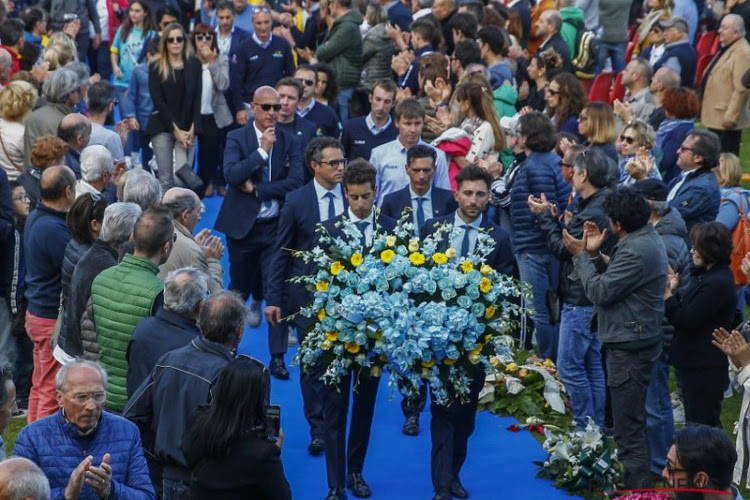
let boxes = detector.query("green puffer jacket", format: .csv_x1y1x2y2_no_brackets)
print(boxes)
90,253,163,412
315,9,363,88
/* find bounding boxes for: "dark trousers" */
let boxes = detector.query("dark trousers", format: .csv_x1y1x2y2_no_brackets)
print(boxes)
676,365,728,428
138,131,154,170
298,318,325,439
430,366,484,492
400,384,427,418
606,343,661,490
709,128,742,155
323,369,380,489
87,40,112,80
197,114,221,196
226,218,283,354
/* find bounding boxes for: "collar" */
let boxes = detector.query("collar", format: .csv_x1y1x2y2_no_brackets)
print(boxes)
365,113,392,134
453,211,482,230
192,336,236,361
396,138,425,153
173,219,193,238
409,185,432,201
58,408,101,438
414,44,433,56
77,179,101,194
252,32,273,47
298,99,316,116
253,121,266,142
348,208,374,225
313,178,342,200
218,25,235,38
157,307,199,329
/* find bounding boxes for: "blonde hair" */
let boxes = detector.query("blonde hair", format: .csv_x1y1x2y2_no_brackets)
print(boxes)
715,152,742,187
0,80,37,122
583,102,617,144
43,33,78,70
154,23,194,81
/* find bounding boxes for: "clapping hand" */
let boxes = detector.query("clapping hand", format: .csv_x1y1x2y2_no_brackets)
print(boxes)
663,265,679,299
85,453,112,499
712,327,750,369
423,78,451,107
582,221,607,254
527,193,550,215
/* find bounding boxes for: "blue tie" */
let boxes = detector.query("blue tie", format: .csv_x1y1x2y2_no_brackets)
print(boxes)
415,197,425,232
355,221,369,247
261,155,272,210
324,192,336,221
460,225,474,257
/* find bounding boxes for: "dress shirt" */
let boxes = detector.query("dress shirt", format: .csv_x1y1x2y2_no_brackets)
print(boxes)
200,64,213,114
314,179,345,221
348,208,375,246
253,122,279,218
449,212,482,255
410,186,433,234
371,139,450,204
217,27,233,56
667,169,695,202
252,32,273,49
297,99,316,119
365,113,392,135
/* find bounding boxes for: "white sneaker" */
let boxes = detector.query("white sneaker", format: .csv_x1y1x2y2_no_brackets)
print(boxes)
288,326,298,346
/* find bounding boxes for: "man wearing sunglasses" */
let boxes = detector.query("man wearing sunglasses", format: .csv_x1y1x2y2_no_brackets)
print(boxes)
215,85,304,380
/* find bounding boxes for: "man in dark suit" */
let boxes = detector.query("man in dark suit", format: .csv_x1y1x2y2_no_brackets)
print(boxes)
214,86,304,379
380,144,457,437
420,165,513,500
265,137,347,456
319,159,396,500
275,77,318,183
536,10,571,72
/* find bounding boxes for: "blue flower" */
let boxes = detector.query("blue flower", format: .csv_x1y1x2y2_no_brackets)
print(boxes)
457,295,472,309
441,288,457,300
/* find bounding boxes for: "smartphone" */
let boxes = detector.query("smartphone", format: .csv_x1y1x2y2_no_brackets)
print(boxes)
63,13,79,23
266,404,281,437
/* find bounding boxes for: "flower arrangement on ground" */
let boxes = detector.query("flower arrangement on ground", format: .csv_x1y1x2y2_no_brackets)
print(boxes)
293,211,527,405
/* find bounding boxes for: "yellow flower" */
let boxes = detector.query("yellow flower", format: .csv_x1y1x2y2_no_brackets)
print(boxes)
468,353,481,364
506,362,518,373
325,331,339,342
519,369,529,379
480,264,493,275
485,305,496,319
443,357,457,365
370,365,383,377
350,253,363,267
421,359,436,368
386,235,396,247
461,260,474,273
322,340,333,350
445,248,457,259
409,252,426,266
380,249,395,263
408,238,420,252
479,277,492,293
317,308,326,321
330,261,344,275
345,342,361,354
316,281,329,292
470,345,483,356
484,334,492,343
432,252,448,265
489,356,500,367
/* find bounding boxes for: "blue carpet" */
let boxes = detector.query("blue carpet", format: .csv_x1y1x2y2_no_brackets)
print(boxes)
196,195,577,500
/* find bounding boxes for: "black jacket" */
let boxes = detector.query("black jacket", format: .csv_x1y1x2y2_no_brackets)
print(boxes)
146,57,202,136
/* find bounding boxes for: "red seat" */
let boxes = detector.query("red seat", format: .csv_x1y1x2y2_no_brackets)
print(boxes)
710,35,720,55
625,41,636,64
609,72,625,105
696,31,717,59
694,53,713,87
588,71,613,103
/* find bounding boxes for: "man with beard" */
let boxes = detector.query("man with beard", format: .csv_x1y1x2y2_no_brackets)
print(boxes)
87,81,125,161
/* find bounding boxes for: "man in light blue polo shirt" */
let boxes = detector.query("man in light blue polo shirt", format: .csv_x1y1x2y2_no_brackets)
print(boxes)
370,98,450,205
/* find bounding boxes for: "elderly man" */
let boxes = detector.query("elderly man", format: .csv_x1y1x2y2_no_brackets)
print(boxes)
652,17,697,87
125,291,244,500
160,188,224,292
648,67,681,130
14,360,156,500
76,145,119,203
58,113,92,179
0,458,50,500
122,170,162,211
127,267,207,396
700,14,750,155
535,11,571,71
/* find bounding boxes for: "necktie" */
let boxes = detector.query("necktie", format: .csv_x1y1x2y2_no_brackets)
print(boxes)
415,197,425,232
261,152,272,210
355,221,369,247
324,192,336,221
460,225,474,257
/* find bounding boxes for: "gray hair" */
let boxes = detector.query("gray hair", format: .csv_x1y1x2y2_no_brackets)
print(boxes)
123,170,162,211
545,10,563,31
651,200,671,217
164,268,209,316
1,458,51,500
100,202,141,246
0,49,11,70
162,192,198,219
42,68,80,103
55,359,108,392
80,145,113,182
654,67,680,90
64,60,91,88
724,13,746,36
198,291,246,345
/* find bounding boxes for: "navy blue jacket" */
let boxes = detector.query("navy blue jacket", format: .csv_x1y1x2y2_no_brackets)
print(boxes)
24,203,71,318
538,33,571,72
341,116,399,161
399,44,433,96
380,186,457,228
300,101,340,138
510,0,531,48
387,1,413,31
667,166,721,233
321,211,397,246
127,307,201,397
0,168,14,303
509,150,571,253
420,213,515,276
277,117,317,183
266,182,348,329
653,41,698,87
214,121,304,240
229,36,295,114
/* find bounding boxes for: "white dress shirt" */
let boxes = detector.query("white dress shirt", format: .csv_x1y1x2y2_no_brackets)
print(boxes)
313,179,345,222
254,122,279,218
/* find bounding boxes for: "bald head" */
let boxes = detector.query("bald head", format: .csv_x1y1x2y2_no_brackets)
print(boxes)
57,113,91,151
162,187,200,230
0,457,50,500
253,86,280,101
653,67,680,90
40,165,75,205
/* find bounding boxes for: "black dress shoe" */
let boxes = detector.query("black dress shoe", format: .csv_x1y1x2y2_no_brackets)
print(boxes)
402,415,419,436
346,472,371,498
269,356,290,380
308,437,325,456
324,487,347,500
432,489,452,500
450,479,469,499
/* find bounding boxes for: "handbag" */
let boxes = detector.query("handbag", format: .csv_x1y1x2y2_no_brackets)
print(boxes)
176,163,204,193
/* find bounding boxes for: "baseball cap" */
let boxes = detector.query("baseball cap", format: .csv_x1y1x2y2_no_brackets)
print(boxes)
633,179,668,202
658,17,689,33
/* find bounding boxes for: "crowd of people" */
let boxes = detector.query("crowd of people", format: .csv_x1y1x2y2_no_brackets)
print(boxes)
0,0,749,497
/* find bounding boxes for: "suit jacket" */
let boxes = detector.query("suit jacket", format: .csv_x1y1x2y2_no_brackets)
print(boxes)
380,186,457,227
700,37,750,130
420,213,515,277
321,211,397,247
214,122,304,240
266,182,348,325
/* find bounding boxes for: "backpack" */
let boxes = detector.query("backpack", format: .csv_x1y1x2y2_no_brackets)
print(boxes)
563,18,600,80
724,189,750,286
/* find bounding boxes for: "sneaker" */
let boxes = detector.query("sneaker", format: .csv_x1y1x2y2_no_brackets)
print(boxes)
246,300,262,328
288,326,298,346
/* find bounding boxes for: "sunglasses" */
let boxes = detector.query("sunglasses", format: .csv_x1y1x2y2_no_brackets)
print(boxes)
546,88,559,96
254,103,282,111
167,36,184,44
619,135,636,144
195,34,214,41
298,78,315,87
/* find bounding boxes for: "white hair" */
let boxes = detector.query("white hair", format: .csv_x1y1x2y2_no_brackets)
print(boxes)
80,145,113,182
55,359,108,392
100,202,141,245
123,169,162,211
164,268,209,316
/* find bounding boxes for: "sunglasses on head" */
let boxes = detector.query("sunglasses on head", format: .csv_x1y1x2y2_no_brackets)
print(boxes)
619,135,636,144
167,36,184,44
255,103,282,111
195,34,214,41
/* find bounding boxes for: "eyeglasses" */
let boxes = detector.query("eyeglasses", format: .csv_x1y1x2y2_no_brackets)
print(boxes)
561,162,573,169
68,391,106,404
167,36,184,44
677,145,696,153
546,88,560,96
254,103,282,111
320,158,348,168
619,135,636,144
579,115,588,122
12,194,29,202
665,462,687,476
195,34,214,41
297,78,315,87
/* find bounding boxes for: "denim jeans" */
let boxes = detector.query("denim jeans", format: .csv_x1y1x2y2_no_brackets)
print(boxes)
645,350,673,475
557,304,605,429
163,477,191,500
595,40,626,75
516,251,560,361
337,87,354,124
